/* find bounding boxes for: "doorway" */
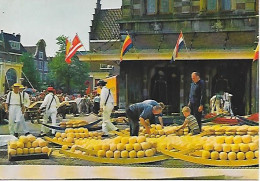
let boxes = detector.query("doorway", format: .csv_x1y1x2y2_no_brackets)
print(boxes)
211,61,250,115
150,66,180,113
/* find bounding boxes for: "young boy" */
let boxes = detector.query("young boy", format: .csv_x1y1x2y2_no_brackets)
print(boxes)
176,106,201,135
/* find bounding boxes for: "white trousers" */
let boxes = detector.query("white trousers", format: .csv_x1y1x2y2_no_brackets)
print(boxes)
77,103,81,114
41,108,57,134
8,105,22,135
18,114,29,134
102,103,117,135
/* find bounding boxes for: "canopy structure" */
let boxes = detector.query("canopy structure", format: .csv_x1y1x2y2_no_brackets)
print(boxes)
78,49,255,63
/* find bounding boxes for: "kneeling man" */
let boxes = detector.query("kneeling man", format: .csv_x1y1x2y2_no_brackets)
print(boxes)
126,102,163,136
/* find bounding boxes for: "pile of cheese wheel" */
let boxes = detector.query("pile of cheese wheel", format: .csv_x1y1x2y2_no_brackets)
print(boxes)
62,136,157,158
201,135,259,160
112,117,127,124
121,124,189,137
9,135,49,156
159,135,204,151
202,125,258,136
53,128,102,143
59,120,88,128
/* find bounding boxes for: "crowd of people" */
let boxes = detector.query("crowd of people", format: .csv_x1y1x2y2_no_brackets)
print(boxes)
1,83,102,137
2,71,205,138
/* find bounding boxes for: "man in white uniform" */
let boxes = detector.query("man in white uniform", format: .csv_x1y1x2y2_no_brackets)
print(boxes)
75,95,82,114
18,85,30,135
4,83,25,137
97,80,118,137
38,87,60,136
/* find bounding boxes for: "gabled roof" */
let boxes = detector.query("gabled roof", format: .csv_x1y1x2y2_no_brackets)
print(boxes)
0,32,27,54
90,9,122,40
24,46,37,56
24,39,47,57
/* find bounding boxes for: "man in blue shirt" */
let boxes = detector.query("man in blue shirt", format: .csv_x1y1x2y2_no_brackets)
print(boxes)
142,100,165,128
188,72,206,131
126,102,163,136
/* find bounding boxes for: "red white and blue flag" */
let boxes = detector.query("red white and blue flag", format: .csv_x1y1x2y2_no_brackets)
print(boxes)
65,34,83,64
120,35,133,61
171,31,185,62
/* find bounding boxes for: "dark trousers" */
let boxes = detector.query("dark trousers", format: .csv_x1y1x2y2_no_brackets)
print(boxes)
190,103,202,131
93,102,100,114
126,108,139,136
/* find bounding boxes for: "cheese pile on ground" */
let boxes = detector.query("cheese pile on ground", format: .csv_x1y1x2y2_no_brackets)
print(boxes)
66,136,157,158
9,135,49,156
53,128,102,143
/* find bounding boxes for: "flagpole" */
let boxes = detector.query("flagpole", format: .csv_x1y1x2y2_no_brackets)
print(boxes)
22,71,35,89
181,31,189,54
76,33,87,53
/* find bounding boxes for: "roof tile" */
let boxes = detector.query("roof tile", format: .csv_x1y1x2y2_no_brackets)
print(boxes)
90,9,122,40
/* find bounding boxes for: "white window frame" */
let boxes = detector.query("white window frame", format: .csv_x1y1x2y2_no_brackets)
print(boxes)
39,51,44,60
9,41,20,50
38,61,43,70
44,61,48,71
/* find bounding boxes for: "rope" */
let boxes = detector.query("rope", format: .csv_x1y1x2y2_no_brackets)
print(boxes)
22,71,35,89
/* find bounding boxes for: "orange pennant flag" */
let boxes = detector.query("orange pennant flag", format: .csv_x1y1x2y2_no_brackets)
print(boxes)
65,39,71,64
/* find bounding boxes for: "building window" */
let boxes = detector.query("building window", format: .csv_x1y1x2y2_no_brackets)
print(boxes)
42,73,47,81
34,60,37,69
207,0,217,11
207,0,231,11
39,51,43,60
146,0,171,15
39,61,43,70
160,0,170,13
9,41,20,50
147,0,157,14
100,64,113,70
44,62,48,71
221,0,231,10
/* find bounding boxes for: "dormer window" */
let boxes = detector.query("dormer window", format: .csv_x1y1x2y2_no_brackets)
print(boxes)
39,51,43,60
9,41,20,50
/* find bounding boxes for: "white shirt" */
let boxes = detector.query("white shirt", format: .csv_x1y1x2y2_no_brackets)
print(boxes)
22,91,30,108
75,97,82,105
5,91,23,105
100,86,114,108
40,93,60,110
94,96,100,103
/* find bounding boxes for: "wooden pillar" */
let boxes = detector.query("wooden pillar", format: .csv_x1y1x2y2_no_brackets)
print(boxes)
204,66,210,113
0,63,4,95
179,66,185,112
